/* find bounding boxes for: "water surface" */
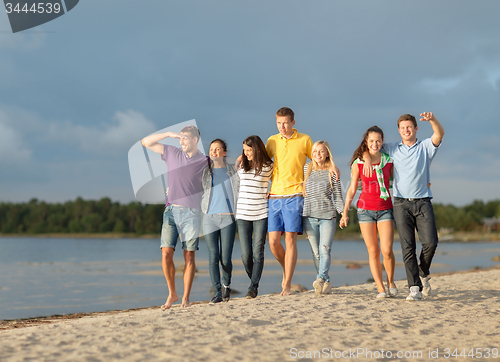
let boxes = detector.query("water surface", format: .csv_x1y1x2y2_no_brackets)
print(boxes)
1,237,499,320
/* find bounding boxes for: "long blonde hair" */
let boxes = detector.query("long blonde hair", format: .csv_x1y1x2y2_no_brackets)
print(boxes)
303,140,335,196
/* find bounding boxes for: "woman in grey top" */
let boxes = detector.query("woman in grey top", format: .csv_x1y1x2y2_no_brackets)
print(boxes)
302,140,344,295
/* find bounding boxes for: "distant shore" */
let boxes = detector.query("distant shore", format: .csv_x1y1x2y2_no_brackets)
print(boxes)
1,231,500,241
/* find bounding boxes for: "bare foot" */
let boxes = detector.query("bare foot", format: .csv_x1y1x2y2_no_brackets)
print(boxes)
280,272,292,296
281,272,287,290
280,288,291,296
161,295,178,310
181,298,191,308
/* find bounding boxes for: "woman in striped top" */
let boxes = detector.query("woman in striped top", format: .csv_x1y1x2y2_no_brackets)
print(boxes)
302,140,344,295
236,135,273,299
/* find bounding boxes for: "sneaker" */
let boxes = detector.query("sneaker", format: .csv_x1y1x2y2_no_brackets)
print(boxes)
322,281,332,294
222,285,231,302
388,284,398,297
313,279,324,295
376,292,388,298
406,286,422,301
245,289,258,299
420,276,431,296
210,295,223,304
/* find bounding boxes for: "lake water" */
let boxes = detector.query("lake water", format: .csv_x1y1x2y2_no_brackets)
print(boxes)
1,237,499,320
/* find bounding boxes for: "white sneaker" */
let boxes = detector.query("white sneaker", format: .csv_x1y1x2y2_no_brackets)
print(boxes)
313,279,324,295
388,285,398,297
406,286,422,301
322,281,332,294
420,276,431,296
376,292,388,298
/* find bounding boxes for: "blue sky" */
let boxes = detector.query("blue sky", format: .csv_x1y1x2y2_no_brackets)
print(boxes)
1,1,499,206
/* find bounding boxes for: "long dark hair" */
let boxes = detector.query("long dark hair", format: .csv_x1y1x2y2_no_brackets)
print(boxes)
349,126,384,166
241,135,273,175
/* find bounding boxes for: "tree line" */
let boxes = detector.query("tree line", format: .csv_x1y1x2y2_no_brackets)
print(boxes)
0,198,164,235
0,197,499,235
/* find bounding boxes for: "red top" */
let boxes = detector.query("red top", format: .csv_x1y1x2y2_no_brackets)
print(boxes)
356,162,393,210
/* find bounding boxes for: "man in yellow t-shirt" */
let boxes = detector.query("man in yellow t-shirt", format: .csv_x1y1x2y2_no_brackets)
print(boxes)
266,107,313,296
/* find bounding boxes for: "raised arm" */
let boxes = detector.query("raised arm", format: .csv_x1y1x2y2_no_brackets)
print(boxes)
141,131,181,154
420,112,444,147
339,166,360,229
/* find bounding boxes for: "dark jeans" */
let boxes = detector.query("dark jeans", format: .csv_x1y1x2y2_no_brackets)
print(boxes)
203,214,236,298
237,218,268,292
393,197,438,290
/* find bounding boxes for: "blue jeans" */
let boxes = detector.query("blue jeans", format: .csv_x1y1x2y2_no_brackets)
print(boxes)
237,218,268,292
203,214,236,297
302,217,336,283
393,197,438,290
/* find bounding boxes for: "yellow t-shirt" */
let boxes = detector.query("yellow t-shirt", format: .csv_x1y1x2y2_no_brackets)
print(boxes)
266,129,313,195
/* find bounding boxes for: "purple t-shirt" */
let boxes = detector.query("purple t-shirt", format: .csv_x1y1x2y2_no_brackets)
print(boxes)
161,145,208,210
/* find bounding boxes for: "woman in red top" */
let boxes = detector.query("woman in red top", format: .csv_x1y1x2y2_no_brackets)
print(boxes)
340,126,397,298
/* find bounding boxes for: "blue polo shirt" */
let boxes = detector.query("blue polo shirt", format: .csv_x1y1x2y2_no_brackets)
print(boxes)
382,138,440,199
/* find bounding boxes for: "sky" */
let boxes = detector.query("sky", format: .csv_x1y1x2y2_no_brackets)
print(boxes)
1,0,499,207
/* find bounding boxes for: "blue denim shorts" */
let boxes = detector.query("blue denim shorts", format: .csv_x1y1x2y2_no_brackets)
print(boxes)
268,196,304,233
357,208,394,224
160,205,201,251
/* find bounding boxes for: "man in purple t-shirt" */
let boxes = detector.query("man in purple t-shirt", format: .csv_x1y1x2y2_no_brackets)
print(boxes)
142,125,207,309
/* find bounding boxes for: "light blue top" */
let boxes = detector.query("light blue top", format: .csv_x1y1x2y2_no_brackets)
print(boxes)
382,138,440,199
207,167,234,214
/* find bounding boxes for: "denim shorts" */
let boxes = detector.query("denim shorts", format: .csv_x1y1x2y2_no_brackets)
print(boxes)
357,208,394,224
160,205,202,251
268,196,304,233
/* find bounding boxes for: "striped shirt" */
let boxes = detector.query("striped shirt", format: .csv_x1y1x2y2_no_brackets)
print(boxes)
235,164,273,221
302,163,344,219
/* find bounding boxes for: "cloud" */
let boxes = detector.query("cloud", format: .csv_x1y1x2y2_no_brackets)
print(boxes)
49,110,157,156
418,76,465,96
0,112,32,166
101,110,157,150
417,50,500,96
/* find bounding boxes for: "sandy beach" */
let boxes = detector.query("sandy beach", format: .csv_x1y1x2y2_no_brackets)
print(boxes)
1,267,499,362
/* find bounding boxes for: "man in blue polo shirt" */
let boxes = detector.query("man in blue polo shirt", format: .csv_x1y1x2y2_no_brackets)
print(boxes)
365,112,444,301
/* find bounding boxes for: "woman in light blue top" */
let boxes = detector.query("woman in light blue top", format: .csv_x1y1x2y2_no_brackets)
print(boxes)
201,139,239,303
